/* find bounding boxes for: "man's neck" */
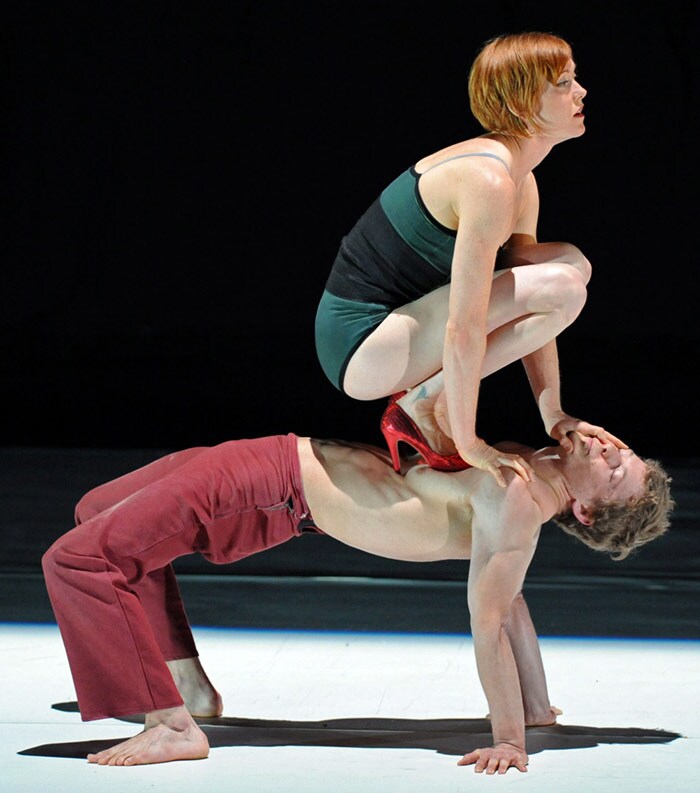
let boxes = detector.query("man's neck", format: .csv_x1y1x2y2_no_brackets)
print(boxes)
526,446,572,520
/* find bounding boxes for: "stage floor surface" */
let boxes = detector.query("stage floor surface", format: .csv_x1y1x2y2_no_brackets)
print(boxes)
3,623,699,792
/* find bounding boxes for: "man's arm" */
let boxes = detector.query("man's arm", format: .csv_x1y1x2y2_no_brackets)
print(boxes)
459,475,542,774
505,592,559,726
483,593,561,728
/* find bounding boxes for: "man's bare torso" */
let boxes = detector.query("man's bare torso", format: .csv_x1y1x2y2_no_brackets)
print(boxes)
297,436,478,562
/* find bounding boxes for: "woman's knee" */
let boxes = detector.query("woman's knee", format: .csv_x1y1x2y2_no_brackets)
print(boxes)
553,242,592,284
534,263,588,321
558,265,588,321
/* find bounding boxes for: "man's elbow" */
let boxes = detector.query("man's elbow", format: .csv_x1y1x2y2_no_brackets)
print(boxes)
469,587,526,631
469,608,511,639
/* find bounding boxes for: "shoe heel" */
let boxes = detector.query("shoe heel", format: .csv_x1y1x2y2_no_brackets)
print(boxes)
379,395,470,474
380,398,420,473
381,425,404,473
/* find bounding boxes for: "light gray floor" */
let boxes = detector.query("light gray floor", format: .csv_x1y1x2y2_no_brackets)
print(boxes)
4,623,698,792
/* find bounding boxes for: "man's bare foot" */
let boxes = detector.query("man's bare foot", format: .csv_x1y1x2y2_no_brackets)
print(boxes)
87,705,209,766
166,657,223,717
526,706,563,727
485,705,564,727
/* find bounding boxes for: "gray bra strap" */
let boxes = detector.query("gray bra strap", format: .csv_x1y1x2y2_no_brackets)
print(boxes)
420,151,510,173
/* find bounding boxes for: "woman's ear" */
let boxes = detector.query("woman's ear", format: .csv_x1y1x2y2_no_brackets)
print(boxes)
506,104,535,134
571,500,594,526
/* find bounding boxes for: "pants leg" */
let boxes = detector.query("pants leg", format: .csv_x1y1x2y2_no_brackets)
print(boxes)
42,435,307,721
74,447,209,662
73,447,209,524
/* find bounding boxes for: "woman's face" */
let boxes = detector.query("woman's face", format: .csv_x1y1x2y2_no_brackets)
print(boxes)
535,59,587,141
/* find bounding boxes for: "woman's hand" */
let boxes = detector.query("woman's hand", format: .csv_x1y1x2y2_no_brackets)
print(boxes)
545,413,628,453
458,438,535,487
457,742,528,774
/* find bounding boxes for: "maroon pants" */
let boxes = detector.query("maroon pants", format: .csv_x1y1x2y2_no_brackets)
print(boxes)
42,433,314,721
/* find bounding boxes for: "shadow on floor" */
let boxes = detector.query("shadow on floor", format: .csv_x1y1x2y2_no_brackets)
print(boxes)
17,701,682,760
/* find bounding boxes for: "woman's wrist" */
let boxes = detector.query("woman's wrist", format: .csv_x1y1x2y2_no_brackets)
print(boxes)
456,438,480,456
541,409,565,433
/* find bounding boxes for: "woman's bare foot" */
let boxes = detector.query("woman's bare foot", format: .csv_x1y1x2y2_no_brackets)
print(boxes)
166,657,223,717
398,386,458,455
87,705,209,766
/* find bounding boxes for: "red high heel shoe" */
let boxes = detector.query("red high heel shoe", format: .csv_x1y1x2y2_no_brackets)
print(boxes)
380,397,471,473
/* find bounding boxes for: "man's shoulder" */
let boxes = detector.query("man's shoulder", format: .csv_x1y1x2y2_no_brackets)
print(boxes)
471,473,543,541
493,441,534,455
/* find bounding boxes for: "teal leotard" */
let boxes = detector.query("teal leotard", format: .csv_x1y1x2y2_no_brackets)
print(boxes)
315,152,510,391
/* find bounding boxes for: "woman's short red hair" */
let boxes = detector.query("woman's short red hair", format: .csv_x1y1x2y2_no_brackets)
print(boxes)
468,32,573,137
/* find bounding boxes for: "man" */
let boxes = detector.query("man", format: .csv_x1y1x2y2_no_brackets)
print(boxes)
41,431,673,773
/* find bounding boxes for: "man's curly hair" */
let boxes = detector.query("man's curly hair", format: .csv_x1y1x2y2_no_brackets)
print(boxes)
551,458,675,560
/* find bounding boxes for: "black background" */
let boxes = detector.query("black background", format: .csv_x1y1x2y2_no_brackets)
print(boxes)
5,1,698,460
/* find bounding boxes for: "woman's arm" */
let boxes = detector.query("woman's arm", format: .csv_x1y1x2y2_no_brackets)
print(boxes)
443,164,533,484
502,174,567,436
521,339,566,437
501,176,623,450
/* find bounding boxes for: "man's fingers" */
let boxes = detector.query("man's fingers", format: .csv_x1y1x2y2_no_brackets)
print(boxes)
460,746,528,774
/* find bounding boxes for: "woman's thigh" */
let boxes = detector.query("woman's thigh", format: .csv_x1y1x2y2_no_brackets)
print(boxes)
342,284,451,399
343,243,587,399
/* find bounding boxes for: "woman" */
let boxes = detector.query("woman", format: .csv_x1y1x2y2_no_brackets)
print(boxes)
315,31,626,485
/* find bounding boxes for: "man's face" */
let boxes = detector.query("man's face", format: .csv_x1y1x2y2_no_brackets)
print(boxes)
566,431,648,507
